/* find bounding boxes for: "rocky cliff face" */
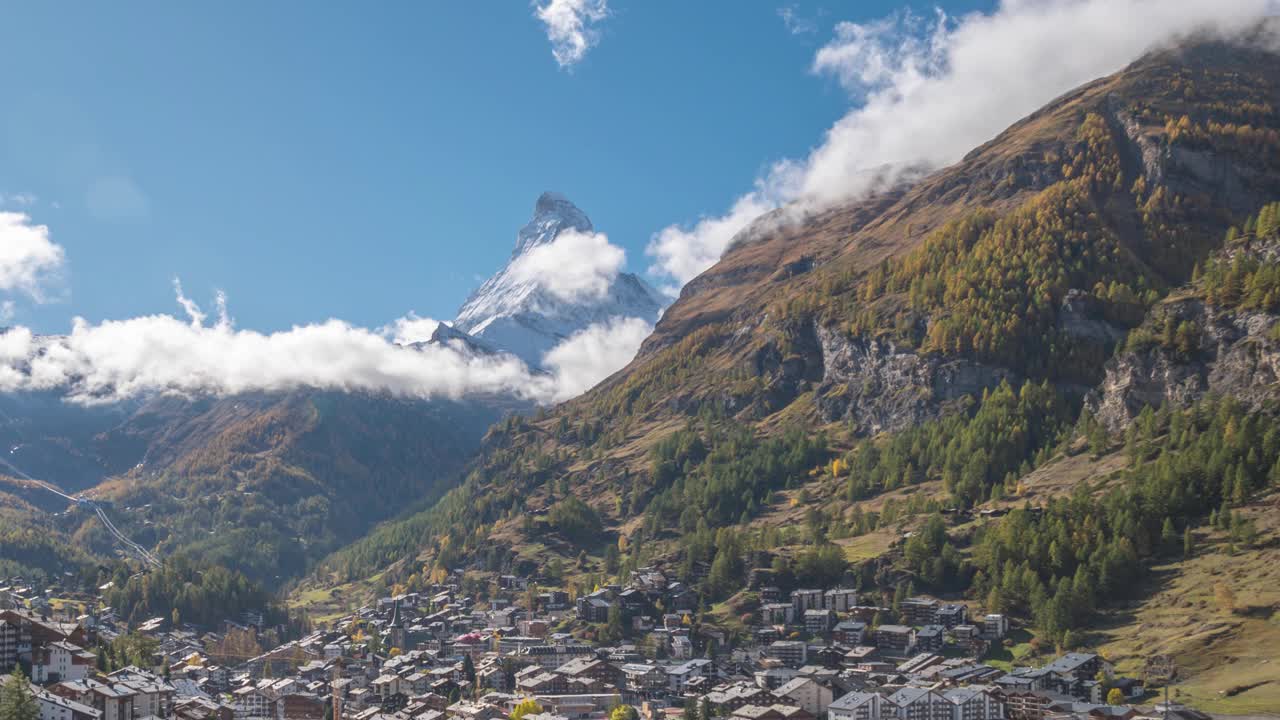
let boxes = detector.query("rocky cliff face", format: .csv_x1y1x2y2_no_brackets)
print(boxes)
1089,298,1280,431
813,325,1015,435
1088,220,1280,431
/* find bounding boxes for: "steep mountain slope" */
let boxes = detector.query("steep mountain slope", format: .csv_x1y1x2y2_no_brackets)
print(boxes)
90,391,510,579
306,38,1280,691
0,391,144,492
453,192,665,367
0,388,511,582
1089,201,1280,429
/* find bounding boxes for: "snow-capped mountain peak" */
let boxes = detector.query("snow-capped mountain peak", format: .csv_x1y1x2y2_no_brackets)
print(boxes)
453,192,664,369
512,191,594,257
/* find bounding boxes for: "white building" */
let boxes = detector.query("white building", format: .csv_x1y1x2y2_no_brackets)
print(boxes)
884,688,951,720
670,636,694,660
981,615,1008,640
774,677,832,716
940,687,1003,720
51,678,136,720
233,686,274,720
790,590,823,614
666,659,712,693
34,686,102,720
823,589,858,613
761,604,795,626
828,691,881,720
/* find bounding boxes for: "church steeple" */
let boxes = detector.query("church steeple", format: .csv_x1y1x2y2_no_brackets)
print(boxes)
387,600,407,652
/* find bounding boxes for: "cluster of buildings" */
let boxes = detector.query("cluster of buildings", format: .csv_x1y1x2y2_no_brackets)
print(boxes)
0,604,177,720
0,570,1207,720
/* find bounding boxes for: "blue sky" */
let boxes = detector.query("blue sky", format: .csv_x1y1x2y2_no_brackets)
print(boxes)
0,0,994,334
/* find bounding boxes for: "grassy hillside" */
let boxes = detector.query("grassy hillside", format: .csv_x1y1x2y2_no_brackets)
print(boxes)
1097,490,1280,714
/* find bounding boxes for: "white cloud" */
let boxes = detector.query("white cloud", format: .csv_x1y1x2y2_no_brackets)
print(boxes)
535,0,610,68
0,192,38,207
509,228,626,302
778,5,818,35
542,315,652,400
811,8,948,96
381,313,443,346
647,0,1273,289
0,288,554,404
646,164,801,292
0,283,659,406
0,212,65,303
798,0,1272,205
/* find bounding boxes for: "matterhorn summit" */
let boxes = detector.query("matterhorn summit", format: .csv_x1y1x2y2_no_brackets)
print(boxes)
452,192,664,368
510,191,594,257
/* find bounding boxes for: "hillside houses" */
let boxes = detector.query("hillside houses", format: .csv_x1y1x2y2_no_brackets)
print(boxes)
0,569,1159,720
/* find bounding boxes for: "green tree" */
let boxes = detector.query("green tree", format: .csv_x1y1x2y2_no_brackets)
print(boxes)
682,700,701,720
547,497,603,546
0,667,40,720
605,602,626,642
1086,414,1110,457
1160,517,1178,554
1106,688,1126,706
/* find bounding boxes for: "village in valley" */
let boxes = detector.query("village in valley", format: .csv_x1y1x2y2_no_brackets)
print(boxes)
1,566,1201,720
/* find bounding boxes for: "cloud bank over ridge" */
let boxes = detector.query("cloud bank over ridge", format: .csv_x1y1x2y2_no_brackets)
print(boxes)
646,0,1274,290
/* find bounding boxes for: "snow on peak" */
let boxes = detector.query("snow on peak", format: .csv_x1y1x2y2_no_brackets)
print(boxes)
513,191,594,258
454,193,664,369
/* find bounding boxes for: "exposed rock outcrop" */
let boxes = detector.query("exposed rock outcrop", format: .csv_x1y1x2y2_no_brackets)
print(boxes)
812,325,1015,435
1108,94,1268,217
1088,299,1280,430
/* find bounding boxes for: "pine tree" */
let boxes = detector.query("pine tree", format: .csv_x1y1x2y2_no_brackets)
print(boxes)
462,654,476,686
605,603,625,642
1160,518,1178,554
0,667,40,720
986,587,1002,614
1182,527,1194,558
683,699,701,720
1232,467,1249,505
